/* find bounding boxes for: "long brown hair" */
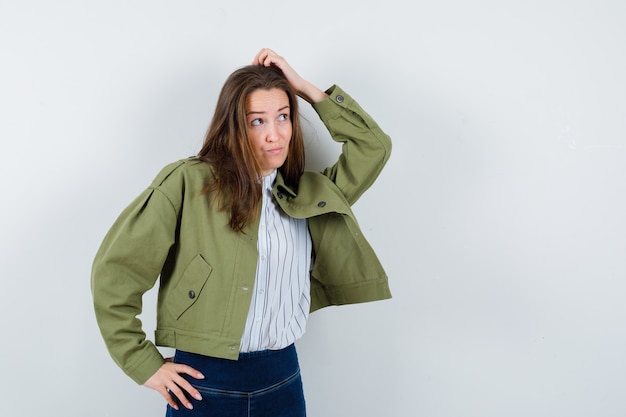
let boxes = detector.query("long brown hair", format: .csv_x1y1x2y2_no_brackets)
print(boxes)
198,64,305,232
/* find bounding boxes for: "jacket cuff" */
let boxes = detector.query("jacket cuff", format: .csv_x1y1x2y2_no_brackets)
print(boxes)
125,346,165,385
312,85,352,120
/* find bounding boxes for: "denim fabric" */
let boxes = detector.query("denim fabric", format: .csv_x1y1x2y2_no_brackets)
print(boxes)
165,344,306,417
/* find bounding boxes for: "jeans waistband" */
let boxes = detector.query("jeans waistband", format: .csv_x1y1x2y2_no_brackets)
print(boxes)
174,344,299,392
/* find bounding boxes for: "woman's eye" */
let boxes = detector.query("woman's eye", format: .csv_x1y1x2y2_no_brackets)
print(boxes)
278,114,288,121
251,118,262,126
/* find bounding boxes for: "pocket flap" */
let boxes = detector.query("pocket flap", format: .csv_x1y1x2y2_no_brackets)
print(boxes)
166,254,212,319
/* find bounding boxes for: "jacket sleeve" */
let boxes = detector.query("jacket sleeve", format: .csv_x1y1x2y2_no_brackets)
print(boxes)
91,161,184,384
312,85,392,205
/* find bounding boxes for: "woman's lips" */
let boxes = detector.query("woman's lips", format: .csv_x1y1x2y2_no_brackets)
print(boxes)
267,147,283,155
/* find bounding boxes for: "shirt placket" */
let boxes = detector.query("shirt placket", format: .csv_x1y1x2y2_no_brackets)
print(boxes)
254,184,272,327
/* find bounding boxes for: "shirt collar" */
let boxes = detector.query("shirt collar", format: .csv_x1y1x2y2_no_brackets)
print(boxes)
262,169,277,191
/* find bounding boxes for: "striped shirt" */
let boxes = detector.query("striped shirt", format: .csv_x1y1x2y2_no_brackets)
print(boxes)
239,170,313,352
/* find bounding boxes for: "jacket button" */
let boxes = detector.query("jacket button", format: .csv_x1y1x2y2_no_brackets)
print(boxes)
317,201,326,207
188,290,196,299
336,95,344,103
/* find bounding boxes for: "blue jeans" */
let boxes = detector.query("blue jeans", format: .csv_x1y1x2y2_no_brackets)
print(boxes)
165,344,306,417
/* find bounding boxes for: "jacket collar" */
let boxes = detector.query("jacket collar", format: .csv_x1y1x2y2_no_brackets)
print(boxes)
274,170,298,198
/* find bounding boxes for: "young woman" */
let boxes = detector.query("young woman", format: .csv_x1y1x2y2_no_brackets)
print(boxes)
92,48,392,416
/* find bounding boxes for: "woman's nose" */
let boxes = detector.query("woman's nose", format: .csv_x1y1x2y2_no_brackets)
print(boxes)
266,124,279,142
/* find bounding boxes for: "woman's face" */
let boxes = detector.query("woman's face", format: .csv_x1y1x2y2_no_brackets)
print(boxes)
245,88,292,177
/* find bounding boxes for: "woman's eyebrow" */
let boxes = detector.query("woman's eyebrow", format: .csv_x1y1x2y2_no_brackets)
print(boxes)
246,105,290,116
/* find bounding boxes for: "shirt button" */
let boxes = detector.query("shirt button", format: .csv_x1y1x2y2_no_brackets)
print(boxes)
317,201,326,208
336,95,344,103
188,290,196,299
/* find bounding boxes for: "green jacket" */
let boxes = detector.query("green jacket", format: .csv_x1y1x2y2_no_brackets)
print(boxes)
91,85,392,385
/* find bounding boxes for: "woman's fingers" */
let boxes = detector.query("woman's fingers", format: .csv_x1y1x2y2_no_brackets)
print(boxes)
253,48,282,66
165,379,193,410
172,364,204,402
251,47,327,103
253,48,306,90
144,362,205,410
254,48,292,76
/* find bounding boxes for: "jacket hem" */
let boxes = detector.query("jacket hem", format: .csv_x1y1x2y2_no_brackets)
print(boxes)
155,329,242,361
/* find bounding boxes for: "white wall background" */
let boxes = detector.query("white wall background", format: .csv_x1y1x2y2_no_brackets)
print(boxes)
1,0,625,416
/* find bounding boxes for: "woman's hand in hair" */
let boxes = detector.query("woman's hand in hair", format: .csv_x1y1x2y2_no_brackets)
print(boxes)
253,48,328,104
143,359,205,411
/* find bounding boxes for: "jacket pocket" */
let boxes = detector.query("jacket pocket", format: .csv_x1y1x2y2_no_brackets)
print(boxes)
165,254,213,319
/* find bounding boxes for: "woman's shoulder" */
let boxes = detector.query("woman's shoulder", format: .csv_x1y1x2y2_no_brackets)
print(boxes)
150,156,214,188
298,170,343,196
152,156,213,187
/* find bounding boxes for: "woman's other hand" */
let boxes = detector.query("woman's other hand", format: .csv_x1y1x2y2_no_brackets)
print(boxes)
253,48,328,104
143,360,205,410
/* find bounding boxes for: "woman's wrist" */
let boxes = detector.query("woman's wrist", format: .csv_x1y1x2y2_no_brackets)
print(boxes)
297,80,328,104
